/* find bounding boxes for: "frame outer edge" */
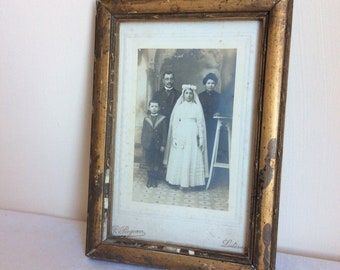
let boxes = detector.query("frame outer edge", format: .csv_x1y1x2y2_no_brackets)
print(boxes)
86,1,112,255
85,1,294,269
255,0,293,269
92,244,253,270
100,0,281,14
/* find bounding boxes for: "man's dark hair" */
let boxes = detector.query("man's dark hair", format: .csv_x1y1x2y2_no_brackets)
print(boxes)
162,71,174,78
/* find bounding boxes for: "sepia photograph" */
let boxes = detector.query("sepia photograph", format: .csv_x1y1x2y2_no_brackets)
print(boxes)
132,48,236,211
111,20,261,253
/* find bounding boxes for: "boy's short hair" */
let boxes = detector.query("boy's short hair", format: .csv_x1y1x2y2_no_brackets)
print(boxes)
148,99,159,106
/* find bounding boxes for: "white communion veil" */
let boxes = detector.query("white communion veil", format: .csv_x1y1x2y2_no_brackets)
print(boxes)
163,84,209,179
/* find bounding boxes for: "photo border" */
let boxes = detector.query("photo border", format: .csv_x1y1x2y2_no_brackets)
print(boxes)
86,1,293,269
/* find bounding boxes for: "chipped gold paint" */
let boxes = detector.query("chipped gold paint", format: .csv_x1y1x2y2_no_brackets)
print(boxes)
86,3,111,253
254,0,292,269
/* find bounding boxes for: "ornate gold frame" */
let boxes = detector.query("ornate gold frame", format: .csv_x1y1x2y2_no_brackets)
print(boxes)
86,0,293,269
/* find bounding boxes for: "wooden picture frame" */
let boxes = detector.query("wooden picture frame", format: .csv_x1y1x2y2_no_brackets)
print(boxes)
86,0,293,269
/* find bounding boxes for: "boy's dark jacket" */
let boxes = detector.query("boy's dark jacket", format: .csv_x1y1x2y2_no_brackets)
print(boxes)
141,114,167,151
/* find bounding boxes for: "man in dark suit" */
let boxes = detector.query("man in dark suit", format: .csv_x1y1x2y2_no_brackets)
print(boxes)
152,71,181,181
152,71,181,123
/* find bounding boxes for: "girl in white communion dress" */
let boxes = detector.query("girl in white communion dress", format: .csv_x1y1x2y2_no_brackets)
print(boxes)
163,84,209,189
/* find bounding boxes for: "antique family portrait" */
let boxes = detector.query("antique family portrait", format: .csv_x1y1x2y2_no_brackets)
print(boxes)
133,49,236,212
86,1,293,268
111,20,260,253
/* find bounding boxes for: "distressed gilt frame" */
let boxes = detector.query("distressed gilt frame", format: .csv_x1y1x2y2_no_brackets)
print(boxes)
86,0,293,269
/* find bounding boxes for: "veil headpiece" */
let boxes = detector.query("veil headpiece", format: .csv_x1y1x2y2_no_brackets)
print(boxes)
178,84,199,104
181,84,197,91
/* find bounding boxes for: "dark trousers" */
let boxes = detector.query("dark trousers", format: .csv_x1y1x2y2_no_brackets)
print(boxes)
144,148,163,187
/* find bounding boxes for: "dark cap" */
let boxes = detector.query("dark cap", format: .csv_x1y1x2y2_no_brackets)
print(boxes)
203,73,218,85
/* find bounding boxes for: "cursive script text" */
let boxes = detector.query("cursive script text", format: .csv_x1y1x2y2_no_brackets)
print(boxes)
112,225,146,238
221,239,243,249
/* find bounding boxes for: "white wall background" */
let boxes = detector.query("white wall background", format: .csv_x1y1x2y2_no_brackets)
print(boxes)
0,0,339,262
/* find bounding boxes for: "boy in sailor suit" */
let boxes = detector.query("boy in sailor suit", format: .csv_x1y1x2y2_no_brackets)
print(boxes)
141,100,167,188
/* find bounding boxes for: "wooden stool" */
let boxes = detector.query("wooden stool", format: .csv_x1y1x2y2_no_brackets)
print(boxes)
206,116,232,190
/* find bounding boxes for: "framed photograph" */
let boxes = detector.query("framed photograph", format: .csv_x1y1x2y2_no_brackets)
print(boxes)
86,0,293,269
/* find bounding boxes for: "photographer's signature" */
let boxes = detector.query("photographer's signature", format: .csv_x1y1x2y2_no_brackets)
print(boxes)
112,225,146,238
221,239,243,249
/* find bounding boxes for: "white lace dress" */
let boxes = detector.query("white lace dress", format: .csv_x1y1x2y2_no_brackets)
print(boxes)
165,101,208,188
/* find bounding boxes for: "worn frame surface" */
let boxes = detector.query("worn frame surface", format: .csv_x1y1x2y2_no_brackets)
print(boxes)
86,0,293,269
